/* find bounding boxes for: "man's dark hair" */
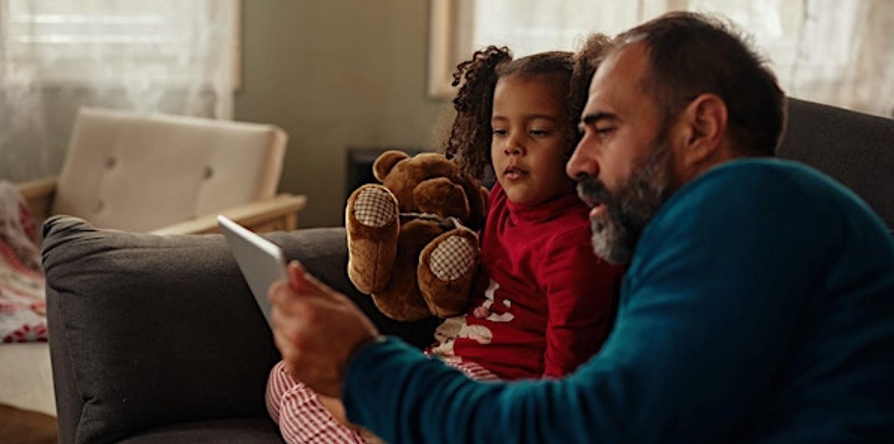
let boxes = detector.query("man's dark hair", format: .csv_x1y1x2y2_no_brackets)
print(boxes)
615,11,786,155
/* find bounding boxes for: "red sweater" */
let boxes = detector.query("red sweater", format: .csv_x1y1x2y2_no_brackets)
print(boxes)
441,184,624,380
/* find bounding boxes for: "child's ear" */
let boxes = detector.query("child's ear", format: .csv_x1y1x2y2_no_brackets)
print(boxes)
678,93,727,166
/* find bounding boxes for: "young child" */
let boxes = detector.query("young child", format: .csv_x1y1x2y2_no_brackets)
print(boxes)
266,35,624,443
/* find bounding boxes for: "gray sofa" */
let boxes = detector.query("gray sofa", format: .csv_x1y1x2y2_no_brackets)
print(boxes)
43,98,894,443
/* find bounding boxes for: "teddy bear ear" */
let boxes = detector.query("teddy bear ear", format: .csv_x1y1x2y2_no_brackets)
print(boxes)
372,150,410,182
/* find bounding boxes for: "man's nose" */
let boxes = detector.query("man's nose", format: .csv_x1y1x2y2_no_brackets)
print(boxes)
566,138,599,180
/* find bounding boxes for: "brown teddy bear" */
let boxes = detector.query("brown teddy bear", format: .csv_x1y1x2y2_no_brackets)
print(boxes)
346,149,488,321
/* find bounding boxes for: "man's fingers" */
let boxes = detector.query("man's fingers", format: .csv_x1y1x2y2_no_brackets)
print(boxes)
272,330,303,381
268,279,299,316
268,262,310,307
270,295,303,339
285,260,340,301
267,260,382,400
286,261,306,292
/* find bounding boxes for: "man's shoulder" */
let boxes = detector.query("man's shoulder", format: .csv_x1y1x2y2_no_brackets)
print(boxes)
630,156,894,302
642,158,889,257
663,158,864,222
685,158,835,201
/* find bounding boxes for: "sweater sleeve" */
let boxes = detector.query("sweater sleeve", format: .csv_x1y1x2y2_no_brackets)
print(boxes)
342,166,844,443
540,226,624,378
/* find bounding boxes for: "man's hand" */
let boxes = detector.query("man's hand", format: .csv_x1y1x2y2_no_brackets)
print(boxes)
269,261,380,398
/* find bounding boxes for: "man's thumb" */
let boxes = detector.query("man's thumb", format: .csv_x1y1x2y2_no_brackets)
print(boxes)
287,261,335,298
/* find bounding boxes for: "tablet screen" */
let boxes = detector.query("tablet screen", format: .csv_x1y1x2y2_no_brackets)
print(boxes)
217,215,286,328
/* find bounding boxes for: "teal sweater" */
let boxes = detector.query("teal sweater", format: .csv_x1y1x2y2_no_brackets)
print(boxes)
343,159,894,443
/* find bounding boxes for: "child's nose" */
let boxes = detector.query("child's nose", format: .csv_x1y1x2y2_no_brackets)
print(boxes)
503,135,524,156
504,145,522,156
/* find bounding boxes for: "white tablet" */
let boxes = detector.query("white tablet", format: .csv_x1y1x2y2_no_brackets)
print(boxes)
217,215,286,328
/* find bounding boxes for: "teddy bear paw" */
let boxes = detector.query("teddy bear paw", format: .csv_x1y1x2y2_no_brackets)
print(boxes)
418,229,479,318
346,184,400,295
350,185,398,228
426,234,477,281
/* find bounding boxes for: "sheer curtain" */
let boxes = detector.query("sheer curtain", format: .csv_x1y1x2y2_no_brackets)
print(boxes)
0,0,236,182
445,0,894,118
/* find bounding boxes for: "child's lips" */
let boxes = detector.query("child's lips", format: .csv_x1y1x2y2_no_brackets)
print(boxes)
503,165,526,179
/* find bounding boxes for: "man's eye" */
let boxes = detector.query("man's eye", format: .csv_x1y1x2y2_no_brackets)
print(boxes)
595,127,615,136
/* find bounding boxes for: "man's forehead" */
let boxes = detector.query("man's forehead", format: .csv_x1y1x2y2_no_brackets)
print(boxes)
585,43,649,109
593,44,646,87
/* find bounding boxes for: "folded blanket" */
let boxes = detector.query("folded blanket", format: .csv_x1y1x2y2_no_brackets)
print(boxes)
0,181,46,343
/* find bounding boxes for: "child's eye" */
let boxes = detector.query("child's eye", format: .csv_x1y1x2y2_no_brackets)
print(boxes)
529,129,548,137
492,128,508,137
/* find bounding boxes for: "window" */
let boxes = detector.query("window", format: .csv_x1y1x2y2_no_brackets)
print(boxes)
1,0,239,92
429,0,894,117
0,0,240,183
429,0,672,99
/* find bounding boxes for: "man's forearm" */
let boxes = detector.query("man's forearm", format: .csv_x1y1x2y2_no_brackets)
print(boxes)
342,338,624,444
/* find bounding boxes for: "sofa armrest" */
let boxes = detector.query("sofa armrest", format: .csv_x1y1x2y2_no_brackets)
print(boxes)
150,193,308,235
42,215,438,444
43,215,282,443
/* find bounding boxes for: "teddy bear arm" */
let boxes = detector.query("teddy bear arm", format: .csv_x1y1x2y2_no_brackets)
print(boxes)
371,219,445,322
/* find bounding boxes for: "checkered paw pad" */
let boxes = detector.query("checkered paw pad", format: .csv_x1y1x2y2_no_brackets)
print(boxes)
429,235,476,281
353,187,396,228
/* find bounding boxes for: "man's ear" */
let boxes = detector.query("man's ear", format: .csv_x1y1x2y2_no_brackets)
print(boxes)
677,93,728,166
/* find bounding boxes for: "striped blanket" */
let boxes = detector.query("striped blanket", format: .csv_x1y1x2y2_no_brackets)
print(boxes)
0,181,46,343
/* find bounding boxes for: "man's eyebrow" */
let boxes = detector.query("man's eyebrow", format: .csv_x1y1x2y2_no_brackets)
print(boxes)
579,112,615,126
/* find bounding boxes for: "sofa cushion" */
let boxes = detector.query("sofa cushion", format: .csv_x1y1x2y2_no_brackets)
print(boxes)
117,419,283,444
42,216,439,443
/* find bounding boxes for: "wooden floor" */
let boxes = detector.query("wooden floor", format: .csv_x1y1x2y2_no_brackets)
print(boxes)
0,404,57,444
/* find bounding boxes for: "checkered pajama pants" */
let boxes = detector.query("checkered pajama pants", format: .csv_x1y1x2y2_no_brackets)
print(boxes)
266,358,498,443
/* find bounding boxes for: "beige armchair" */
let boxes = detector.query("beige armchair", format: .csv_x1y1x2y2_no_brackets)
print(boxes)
0,108,307,433
17,107,306,236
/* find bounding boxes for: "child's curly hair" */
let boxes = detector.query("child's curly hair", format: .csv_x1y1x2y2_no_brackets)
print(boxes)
443,34,613,178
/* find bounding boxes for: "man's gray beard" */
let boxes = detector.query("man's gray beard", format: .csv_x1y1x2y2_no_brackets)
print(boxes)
577,139,673,264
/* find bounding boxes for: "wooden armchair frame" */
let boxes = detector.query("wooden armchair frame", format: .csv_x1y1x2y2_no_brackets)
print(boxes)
17,177,307,236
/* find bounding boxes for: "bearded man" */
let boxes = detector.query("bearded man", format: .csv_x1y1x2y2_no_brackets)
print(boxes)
266,11,894,444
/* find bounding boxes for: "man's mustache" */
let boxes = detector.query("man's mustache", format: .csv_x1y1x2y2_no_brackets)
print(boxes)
576,176,613,208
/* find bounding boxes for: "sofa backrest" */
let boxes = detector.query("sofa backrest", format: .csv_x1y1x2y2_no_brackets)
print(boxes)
779,98,894,231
